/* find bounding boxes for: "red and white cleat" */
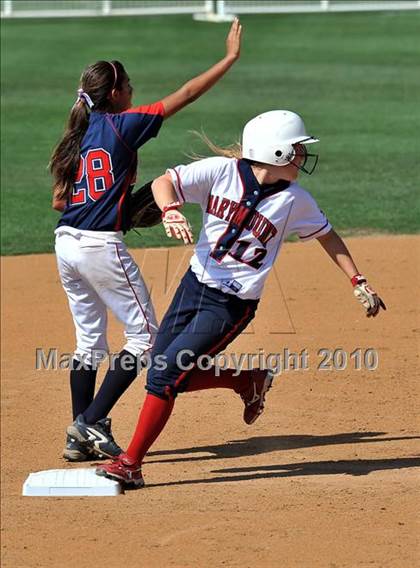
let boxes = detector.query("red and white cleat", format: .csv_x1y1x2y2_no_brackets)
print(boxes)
96,453,144,488
240,370,274,425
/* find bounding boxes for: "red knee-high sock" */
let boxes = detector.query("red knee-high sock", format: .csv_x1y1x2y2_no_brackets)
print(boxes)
185,368,263,393
126,393,174,464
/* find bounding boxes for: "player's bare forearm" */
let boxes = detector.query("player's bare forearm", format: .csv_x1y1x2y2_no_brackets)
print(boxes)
318,229,386,316
161,18,242,118
52,197,66,212
152,174,193,244
151,173,180,210
317,229,359,280
166,56,237,109
52,186,67,211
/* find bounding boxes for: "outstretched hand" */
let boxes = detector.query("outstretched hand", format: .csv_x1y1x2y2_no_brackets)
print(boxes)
352,275,386,318
225,17,242,61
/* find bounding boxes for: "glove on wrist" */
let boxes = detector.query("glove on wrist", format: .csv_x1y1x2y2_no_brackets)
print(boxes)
352,274,386,318
162,202,193,245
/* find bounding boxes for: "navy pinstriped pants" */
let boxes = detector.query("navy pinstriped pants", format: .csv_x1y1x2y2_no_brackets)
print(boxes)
146,268,259,399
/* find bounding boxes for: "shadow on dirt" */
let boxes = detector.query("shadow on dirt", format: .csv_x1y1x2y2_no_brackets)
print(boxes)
212,456,420,477
145,456,420,488
147,457,420,487
146,431,420,464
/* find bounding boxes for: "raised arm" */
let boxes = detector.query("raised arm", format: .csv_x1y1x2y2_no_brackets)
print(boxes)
317,229,386,317
160,18,242,119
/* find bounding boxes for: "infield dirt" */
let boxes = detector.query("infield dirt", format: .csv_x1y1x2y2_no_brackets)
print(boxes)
1,236,419,568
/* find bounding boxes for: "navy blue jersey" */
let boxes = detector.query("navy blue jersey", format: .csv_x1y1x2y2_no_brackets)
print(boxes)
57,102,164,233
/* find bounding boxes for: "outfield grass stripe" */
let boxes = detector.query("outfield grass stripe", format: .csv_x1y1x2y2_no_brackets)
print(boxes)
1,12,419,255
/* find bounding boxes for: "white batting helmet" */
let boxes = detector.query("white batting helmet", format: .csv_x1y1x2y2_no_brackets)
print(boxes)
242,110,319,173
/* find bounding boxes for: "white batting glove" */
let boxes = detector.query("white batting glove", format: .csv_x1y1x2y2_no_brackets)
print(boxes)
351,274,386,318
162,202,193,245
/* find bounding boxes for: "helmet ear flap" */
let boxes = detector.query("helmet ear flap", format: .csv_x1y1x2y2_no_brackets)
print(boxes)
273,143,295,166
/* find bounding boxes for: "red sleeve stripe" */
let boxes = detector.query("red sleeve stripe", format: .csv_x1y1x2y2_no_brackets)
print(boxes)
168,167,185,203
122,101,164,116
299,220,330,240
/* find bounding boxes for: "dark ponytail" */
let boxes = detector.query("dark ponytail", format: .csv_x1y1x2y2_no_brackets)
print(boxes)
49,60,126,201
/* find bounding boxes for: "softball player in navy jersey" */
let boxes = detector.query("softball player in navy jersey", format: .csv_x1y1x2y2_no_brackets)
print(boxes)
96,109,386,487
50,19,242,461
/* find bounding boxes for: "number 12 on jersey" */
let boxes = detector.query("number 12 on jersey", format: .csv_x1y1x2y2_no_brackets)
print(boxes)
229,239,267,270
71,148,115,205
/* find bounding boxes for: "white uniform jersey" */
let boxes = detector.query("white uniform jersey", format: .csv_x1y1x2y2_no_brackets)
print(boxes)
168,156,331,300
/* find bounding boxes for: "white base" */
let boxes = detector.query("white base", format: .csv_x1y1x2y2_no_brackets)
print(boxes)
22,468,121,497
193,12,235,22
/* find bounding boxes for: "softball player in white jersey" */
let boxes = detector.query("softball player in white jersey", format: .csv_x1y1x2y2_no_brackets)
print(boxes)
96,109,386,487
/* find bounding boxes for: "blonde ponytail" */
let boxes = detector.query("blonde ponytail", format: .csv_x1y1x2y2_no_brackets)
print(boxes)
187,130,242,161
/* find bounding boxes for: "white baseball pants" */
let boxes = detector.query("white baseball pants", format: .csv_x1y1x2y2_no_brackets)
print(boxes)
55,227,158,366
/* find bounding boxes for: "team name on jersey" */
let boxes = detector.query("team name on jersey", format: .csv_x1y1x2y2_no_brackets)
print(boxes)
206,194,278,246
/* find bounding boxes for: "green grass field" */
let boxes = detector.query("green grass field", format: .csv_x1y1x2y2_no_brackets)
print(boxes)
1,11,419,255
